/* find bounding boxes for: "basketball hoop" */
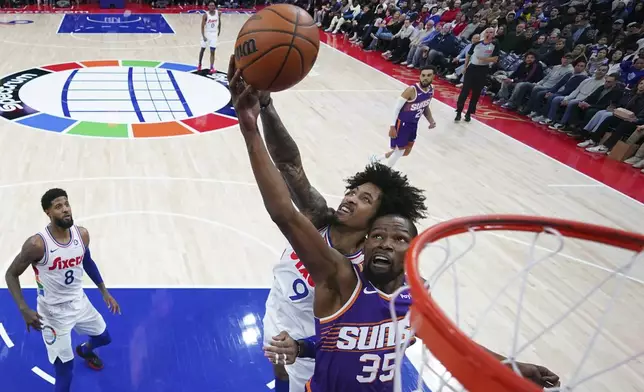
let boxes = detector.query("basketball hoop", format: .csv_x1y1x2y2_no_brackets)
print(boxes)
393,215,644,392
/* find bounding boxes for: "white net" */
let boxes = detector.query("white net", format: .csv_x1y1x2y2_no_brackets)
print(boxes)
391,219,644,392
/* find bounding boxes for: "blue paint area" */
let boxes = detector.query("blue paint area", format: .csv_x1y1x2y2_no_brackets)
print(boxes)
159,62,198,73
0,288,429,391
16,113,76,132
127,67,145,122
61,69,78,117
57,14,174,34
167,70,193,117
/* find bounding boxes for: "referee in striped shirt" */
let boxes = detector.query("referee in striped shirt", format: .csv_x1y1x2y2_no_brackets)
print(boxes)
455,28,500,122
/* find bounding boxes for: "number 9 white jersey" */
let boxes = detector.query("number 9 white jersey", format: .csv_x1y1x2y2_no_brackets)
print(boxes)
32,225,85,307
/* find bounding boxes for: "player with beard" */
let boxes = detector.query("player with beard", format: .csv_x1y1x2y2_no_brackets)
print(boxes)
254,67,426,391
370,66,437,168
5,188,120,392
228,58,560,391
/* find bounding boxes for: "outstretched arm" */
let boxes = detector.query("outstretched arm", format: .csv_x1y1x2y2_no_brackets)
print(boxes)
78,227,121,314
5,235,45,331
229,58,355,297
259,99,331,228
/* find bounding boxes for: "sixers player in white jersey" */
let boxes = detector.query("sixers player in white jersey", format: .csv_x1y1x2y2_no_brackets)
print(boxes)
5,188,120,392
198,0,221,74
370,66,437,168
227,63,561,391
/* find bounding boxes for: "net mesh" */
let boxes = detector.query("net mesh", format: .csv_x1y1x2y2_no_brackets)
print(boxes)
391,216,644,392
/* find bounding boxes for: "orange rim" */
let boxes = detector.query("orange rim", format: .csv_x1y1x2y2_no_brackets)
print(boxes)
405,215,644,392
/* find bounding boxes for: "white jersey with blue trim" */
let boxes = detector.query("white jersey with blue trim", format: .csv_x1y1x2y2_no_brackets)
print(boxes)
204,10,220,35
271,225,364,335
32,225,86,306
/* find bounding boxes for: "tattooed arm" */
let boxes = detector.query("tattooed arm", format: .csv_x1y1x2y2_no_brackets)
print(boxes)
258,97,332,228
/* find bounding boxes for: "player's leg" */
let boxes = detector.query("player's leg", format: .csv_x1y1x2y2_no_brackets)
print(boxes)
38,303,75,392
74,296,111,370
198,38,207,71
262,286,290,392
386,123,414,166
401,127,418,157
209,47,216,73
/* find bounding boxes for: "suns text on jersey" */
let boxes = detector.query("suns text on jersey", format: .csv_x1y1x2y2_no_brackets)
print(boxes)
409,99,431,112
336,318,413,351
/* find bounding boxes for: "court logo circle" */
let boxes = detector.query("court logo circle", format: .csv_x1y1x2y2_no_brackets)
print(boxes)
0,60,239,138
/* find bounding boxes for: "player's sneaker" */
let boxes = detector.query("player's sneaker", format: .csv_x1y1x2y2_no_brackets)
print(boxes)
76,343,104,370
197,64,202,72
369,154,381,164
209,67,216,74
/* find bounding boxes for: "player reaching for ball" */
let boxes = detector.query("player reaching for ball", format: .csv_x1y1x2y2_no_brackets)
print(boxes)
4,188,120,392
198,0,221,74
228,55,423,391
370,66,437,168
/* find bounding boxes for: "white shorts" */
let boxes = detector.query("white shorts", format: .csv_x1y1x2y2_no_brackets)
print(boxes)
37,293,107,364
201,33,217,49
263,282,315,392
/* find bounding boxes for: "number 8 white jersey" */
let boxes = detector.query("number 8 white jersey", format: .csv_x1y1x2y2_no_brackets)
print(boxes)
32,225,85,306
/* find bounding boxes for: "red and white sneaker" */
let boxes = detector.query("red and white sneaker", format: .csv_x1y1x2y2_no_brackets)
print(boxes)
209,67,216,74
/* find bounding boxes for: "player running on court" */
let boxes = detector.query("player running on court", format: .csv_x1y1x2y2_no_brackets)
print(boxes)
228,59,560,391
370,66,437,168
198,0,221,74
252,67,425,392
4,188,120,392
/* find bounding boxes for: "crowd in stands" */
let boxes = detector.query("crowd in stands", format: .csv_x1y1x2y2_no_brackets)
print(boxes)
306,0,644,172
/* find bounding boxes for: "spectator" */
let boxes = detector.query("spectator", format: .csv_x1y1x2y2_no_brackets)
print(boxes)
440,0,461,22
539,65,608,128
499,22,526,53
402,20,436,66
452,14,469,36
419,23,459,69
581,78,644,153
530,59,589,123
444,33,481,82
494,51,545,108
382,17,415,59
587,48,610,74
620,56,644,88
623,126,644,170
607,49,625,74
543,38,568,66
562,72,622,133
514,53,575,114
326,0,361,33
458,14,481,39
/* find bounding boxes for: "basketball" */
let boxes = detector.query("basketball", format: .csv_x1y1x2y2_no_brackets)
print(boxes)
234,4,320,92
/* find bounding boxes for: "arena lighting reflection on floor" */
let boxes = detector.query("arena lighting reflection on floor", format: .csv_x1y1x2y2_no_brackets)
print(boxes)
0,288,427,391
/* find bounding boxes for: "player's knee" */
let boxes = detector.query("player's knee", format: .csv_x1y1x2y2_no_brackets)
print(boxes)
272,363,289,381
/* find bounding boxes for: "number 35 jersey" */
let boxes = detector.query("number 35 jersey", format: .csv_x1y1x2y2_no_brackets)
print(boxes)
306,265,414,392
32,225,86,306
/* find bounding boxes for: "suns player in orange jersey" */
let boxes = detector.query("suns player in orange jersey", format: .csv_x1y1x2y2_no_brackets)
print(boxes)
241,61,425,392
198,0,221,74
228,57,560,392
4,188,120,392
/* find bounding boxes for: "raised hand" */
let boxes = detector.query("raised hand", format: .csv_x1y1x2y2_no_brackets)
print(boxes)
517,362,560,388
227,55,260,125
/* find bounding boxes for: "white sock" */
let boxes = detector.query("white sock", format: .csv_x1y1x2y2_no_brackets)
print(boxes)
386,149,405,167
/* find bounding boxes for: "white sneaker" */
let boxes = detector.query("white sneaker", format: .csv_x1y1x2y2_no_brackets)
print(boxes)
633,159,644,169
400,61,408,65
369,154,382,164
586,145,609,154
624,156,641,165
548,123,564,130
446,73,457,80
528,111,537,118
531,115,544,122
577,140,595,148
539,119,552,125
407,64,414,68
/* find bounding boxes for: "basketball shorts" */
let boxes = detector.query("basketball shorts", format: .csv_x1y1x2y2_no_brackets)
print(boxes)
263,281,316,392
37,293,106,364
201,33,218,49
390,121,418,148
